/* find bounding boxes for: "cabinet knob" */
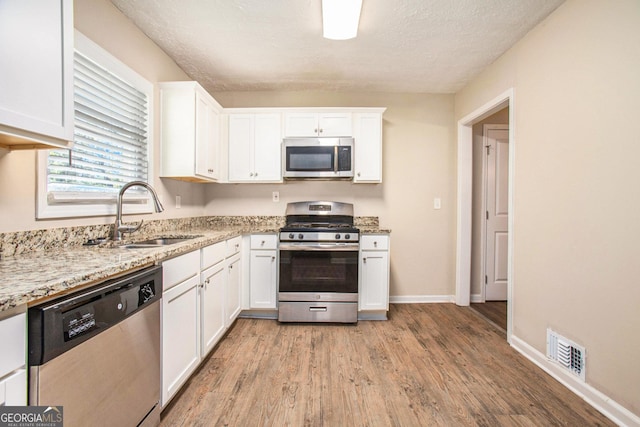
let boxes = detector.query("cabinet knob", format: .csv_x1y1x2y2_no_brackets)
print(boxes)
374,241,378,247
314,128,318,133
261,240,265,246
254,172,258,177
271,256,275,261
363,257,367,263
319,128,323,133
357,172,361,177
249,172,254,177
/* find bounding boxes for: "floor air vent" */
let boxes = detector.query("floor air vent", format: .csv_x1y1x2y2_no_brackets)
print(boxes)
546,329,586,381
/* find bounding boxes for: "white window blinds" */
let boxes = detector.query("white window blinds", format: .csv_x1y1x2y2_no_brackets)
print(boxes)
47,51,150,199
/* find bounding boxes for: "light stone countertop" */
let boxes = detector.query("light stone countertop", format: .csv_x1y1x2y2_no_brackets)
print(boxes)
0,229,244,312
0,218,389,313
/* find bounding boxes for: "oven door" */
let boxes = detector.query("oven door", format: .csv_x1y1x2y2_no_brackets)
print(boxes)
279,243,359,295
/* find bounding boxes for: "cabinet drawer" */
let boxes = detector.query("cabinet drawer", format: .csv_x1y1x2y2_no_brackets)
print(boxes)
0,313,25,376
201,241,225,270
360,235,389,251
163,250,200,291
226,236,242,257
250,234,278,250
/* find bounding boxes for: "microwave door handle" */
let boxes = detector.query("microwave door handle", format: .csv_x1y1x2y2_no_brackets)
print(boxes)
334,145,338,173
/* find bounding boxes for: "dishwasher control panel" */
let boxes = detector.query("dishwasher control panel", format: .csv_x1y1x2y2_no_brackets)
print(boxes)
28,265,162,366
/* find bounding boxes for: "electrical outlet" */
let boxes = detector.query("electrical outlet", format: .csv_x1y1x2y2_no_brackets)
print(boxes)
175,195,181,209
272,191,280,202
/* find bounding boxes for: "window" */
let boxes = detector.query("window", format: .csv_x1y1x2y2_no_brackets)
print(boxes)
37,31,154,219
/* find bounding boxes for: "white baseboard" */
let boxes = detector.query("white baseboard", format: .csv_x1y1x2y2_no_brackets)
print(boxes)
390,295,455,304
470,293,483,303
510,335,640,427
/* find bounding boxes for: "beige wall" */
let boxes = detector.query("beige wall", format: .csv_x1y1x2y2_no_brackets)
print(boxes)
456,0,640,414
209,92,456,299
0,0,200,233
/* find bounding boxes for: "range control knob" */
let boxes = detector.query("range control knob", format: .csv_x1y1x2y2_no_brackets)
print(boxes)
345,234,351,240
335,234,341,240
298,234,304,240
289,233,294,239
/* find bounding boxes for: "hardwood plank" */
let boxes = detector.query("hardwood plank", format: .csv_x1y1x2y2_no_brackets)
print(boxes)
160,304,614,426
471,301,507,331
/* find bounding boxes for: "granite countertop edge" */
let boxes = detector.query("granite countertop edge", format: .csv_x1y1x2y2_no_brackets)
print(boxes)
0,225,390,313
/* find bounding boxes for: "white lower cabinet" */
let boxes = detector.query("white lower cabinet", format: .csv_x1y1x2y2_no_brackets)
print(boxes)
161,250,200,406
359,235,390,317
0,312,26,406
200,259,226,357
225,236,243,325
249,234,278,309
161,237,243,407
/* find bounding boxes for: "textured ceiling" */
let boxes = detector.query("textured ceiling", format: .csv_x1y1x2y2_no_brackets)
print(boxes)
110,0,565,94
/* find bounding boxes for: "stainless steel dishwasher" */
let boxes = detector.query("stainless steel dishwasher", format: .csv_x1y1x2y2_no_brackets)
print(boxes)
28,265,162,427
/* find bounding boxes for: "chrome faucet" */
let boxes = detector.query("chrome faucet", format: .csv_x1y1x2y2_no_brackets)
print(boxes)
113,181,165,241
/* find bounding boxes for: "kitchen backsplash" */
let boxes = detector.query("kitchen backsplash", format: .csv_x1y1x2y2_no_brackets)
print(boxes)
0,215,379,258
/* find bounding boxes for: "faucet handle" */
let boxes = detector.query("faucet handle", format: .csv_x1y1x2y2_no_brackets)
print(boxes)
119,219,143,234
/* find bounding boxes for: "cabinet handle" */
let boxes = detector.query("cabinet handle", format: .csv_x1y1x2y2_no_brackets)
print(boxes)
208,168,213,173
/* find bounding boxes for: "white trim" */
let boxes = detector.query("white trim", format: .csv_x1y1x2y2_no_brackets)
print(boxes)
470,293,484,303
455,88,514,343
511,335,640,427
390,295,455,304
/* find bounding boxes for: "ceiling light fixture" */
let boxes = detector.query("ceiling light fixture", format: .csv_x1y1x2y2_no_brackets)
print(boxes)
322,0,363,40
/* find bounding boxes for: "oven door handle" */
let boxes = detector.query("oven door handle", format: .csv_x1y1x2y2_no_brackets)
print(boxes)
279,242,360,251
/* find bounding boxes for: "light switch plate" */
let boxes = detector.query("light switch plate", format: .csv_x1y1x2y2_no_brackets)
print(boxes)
433,198,441,209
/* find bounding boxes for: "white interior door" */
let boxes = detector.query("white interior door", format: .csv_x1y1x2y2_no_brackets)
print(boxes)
484,125,509,301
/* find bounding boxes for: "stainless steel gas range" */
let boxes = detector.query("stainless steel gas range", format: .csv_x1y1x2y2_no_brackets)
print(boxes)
278,201,359,323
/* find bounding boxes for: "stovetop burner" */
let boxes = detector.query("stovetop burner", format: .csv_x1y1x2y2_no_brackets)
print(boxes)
280,201,359,242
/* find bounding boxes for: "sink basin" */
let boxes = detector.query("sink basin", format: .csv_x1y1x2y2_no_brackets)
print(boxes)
122,235,202,248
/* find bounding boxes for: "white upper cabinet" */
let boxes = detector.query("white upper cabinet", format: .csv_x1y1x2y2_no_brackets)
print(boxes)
0,0,74,150
284,112,352,137
353,112,384,183
228,113,282,182
159,81,222,182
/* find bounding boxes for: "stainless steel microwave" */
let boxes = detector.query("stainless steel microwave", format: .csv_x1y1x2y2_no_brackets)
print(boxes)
282,137,354,179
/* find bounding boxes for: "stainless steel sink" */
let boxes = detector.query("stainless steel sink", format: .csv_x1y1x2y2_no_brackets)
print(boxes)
122,235,202,248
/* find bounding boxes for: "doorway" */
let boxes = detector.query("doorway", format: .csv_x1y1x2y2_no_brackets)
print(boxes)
455,89,514,341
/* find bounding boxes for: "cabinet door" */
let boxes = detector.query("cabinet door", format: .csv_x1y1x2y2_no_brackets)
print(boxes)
253,114,282,182
1,369,27,406
226,254,242,326
162,275,200,406
201,263,226,357
250,250,278,309
195,94,219,180
353,113,383,183
284,113,319,137
0,0,73,148
318,113,352,137
359,251,389,311
228,115,254,182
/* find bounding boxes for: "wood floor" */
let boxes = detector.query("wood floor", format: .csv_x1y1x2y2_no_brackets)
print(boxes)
471,301,507,331
160,304,613,426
